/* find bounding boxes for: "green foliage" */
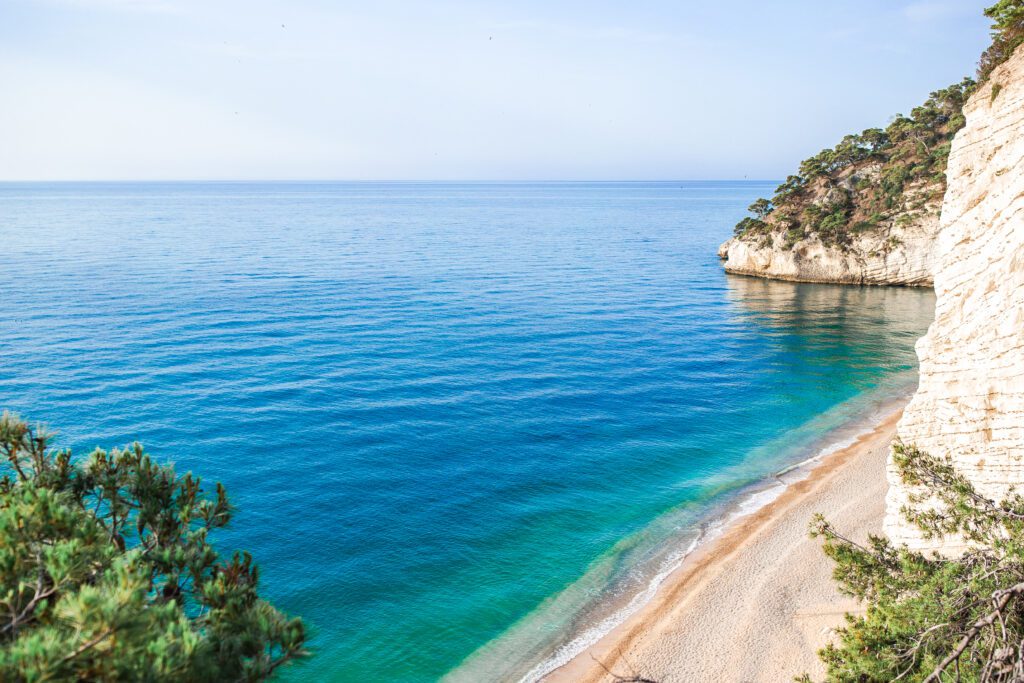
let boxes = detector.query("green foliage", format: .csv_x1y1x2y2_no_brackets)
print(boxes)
748,198,773,220
731,79,974,249
817,209,851,244
733,216,768,237
979,0,1024,82
0,412,306,681
806,443,1024,682
730,2,1024,253
784,225,806,248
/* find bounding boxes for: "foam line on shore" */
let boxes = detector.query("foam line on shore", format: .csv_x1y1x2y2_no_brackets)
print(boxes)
445,378,915,683
517,532,704,683
521,400,902,682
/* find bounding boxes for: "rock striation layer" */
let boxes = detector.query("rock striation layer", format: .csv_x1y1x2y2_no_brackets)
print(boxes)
884,46,1024,549
719,80,975,287
718,209,938,286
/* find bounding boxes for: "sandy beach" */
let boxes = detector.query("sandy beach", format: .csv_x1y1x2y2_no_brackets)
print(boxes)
545,408,902,683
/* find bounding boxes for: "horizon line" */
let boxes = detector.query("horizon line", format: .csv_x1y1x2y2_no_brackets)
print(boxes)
0,178,781,184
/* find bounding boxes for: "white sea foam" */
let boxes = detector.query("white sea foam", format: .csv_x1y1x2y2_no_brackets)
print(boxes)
518,533,703,683
731,482,787,517
446,380,918,683
518,397,904,683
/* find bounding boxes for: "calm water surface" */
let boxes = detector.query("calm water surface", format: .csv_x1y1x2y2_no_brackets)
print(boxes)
0,182,935,681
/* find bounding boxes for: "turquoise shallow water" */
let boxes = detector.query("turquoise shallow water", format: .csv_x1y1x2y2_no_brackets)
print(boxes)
0,181,934,681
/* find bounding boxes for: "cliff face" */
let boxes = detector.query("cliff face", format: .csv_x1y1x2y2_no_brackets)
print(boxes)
719,208,938,286
884,46,1024,549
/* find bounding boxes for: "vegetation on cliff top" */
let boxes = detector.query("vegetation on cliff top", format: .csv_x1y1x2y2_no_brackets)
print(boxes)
0,413,306,681
732,81,974,251
732,0,1024,253
980,0,1024,81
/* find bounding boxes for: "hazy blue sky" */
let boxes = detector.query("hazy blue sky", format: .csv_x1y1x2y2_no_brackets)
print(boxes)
0,0,991,180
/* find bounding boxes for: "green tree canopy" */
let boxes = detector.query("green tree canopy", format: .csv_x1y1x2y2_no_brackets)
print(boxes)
980,0,1024,81
805,443,1024,682
0,412,306,681
748,198,773,220
726,0,1024,251
731,77,975,250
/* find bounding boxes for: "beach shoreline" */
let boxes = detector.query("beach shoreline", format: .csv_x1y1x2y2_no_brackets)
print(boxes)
543,407,902,683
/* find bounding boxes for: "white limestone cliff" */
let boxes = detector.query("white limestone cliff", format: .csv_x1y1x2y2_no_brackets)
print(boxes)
718,208,938,286
884,46,1024,549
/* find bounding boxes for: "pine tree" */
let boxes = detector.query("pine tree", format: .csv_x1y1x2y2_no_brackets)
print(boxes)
805,443,1024,682
0,412,306,681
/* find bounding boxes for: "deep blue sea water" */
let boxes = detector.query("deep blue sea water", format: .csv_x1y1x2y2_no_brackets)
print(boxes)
0,181,934,681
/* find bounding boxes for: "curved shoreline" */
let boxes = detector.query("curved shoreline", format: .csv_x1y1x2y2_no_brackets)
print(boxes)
543,407,902,682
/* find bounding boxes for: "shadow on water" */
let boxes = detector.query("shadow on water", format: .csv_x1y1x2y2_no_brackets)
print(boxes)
0,182,940,683
723,274,936,378
447,277,936,683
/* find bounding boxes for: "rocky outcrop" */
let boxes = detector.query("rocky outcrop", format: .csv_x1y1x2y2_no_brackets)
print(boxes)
718,207,938,286
884,46,1024,549
719,80,974,287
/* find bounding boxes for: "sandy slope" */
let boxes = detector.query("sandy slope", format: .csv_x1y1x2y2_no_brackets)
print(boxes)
545,410,901,683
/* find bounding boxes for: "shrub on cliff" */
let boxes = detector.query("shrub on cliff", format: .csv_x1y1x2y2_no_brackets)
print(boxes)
803,443,1024,682
728,0,1024,252
0,412,306,681
732,79,974,251
980,0,1024,82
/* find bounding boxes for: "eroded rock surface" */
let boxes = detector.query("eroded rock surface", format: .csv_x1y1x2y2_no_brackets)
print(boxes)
885,47,1024,549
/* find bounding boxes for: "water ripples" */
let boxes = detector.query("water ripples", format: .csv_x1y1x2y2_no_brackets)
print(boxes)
0,181,934,681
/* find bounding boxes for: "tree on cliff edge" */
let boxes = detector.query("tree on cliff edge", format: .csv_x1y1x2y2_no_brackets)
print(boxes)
980,0,1024,81
805,443,1024,682
0,412,306,681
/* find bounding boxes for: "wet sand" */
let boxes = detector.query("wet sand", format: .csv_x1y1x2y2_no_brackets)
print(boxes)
545,409,901,683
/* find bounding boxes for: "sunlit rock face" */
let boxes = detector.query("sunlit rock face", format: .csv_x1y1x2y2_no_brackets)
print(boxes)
884,46,1024,550
719,211,938,286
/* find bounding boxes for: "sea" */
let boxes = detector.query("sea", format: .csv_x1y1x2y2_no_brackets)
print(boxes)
0,181,935,681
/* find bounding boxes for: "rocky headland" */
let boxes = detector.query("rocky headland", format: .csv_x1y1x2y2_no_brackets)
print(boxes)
719,81,974,286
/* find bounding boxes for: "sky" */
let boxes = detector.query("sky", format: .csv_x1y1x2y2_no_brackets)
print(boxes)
0,0,992,180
